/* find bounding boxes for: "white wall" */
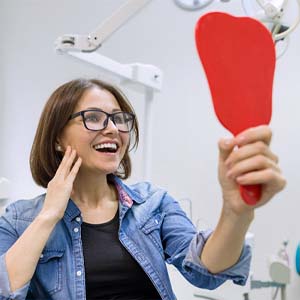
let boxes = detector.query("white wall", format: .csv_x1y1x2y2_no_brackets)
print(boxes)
1,1,300,299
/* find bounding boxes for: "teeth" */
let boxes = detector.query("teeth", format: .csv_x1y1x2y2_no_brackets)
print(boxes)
94,143,117,150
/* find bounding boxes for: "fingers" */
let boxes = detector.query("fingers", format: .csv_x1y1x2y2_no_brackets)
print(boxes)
219,125,282,179
226,154,280,181
55,146,71,174
224,126,277,175
68,157,82,182
218,126,273,165
235,169,286,192
225,141,278,169
218,137,236,162
235,125,272,147
55,146,81,179
219,125,276,170
219,126,286,193
44,146,82,221
218,126,286,212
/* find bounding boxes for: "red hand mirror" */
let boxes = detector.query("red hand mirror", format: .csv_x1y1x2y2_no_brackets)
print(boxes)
195,12,275,205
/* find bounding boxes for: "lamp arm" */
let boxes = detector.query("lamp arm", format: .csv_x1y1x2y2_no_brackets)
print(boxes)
254,0,300,40
273,0,300,40
55,0,152,53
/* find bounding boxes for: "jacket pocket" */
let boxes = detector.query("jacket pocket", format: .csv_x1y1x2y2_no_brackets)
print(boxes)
140,212,165,256
35,250,64,295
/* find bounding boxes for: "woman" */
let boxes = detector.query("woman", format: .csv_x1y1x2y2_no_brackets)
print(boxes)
0,78,286,300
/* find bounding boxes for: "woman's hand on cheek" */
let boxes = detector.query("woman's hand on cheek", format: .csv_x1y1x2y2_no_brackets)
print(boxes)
40,146,82,222
218,125,286,215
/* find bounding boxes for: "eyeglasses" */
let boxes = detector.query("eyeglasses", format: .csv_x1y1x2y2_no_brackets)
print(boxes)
69,109,135,133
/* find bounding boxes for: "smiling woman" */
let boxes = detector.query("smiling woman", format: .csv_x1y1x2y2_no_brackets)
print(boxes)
0,78,286,300
30,79,139,188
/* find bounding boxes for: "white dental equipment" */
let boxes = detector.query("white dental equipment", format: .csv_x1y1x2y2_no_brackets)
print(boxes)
174,0,300,41
56,0,300,48
55,0,299,179
174,0,214,10
242,0,300,41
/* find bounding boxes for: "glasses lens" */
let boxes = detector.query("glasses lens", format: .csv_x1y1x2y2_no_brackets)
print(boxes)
113,112,134,132
83,110,134,132
83,111,107,130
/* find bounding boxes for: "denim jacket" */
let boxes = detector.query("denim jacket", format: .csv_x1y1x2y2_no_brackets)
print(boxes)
0,176,251,300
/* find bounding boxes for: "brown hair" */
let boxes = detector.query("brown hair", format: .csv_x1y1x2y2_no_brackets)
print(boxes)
30,78,139,188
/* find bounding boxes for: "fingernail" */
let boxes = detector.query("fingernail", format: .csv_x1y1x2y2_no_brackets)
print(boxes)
223,138,233,148
224,138,232,145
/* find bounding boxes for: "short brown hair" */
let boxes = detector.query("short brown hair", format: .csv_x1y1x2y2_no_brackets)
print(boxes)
30,78,139,188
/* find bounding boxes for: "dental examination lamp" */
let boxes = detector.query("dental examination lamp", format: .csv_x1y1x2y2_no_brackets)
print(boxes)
241,0,300,59
55,0,163,180
242,0,300,41
175,0,300,49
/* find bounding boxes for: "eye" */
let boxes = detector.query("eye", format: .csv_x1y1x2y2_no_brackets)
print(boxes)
114,113,126,124
84,112,103,123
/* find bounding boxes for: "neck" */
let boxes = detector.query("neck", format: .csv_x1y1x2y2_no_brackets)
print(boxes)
71,170,116,209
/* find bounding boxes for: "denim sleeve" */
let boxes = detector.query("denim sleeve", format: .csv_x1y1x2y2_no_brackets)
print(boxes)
182,230,251,288
161,193,251,290
0,203,30,300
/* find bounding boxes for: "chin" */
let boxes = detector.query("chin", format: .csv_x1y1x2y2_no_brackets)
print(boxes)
81,162,119,176
98,165,119,175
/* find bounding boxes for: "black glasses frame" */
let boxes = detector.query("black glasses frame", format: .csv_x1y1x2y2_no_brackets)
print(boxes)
69,109,135,133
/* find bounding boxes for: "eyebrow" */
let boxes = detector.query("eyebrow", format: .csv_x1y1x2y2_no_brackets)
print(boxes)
85,107,122,112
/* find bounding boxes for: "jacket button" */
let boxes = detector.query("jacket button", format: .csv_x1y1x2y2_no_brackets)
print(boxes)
74,227,79,233
76,270,82,276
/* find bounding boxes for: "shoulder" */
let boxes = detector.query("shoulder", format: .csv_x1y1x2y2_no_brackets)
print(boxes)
121,179,167,204
3,194,46,222
129,181,166,199
113,176,181,211
126,180,182,212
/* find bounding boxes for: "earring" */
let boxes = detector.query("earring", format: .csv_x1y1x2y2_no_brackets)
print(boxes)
56,144,62,151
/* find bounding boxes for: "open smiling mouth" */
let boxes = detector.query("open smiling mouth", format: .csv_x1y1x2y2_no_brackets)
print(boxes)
93,143,119,153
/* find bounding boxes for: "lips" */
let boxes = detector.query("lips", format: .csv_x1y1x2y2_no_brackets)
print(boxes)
93,142,119,153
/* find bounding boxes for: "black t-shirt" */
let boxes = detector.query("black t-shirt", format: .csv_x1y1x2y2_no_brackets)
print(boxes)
81,210,161,300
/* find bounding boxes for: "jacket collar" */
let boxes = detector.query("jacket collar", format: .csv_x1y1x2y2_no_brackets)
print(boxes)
111,175,146,205
63,175,145,222
64,199,81,222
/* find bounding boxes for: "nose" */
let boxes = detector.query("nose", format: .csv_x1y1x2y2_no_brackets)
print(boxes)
102,117,118,134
